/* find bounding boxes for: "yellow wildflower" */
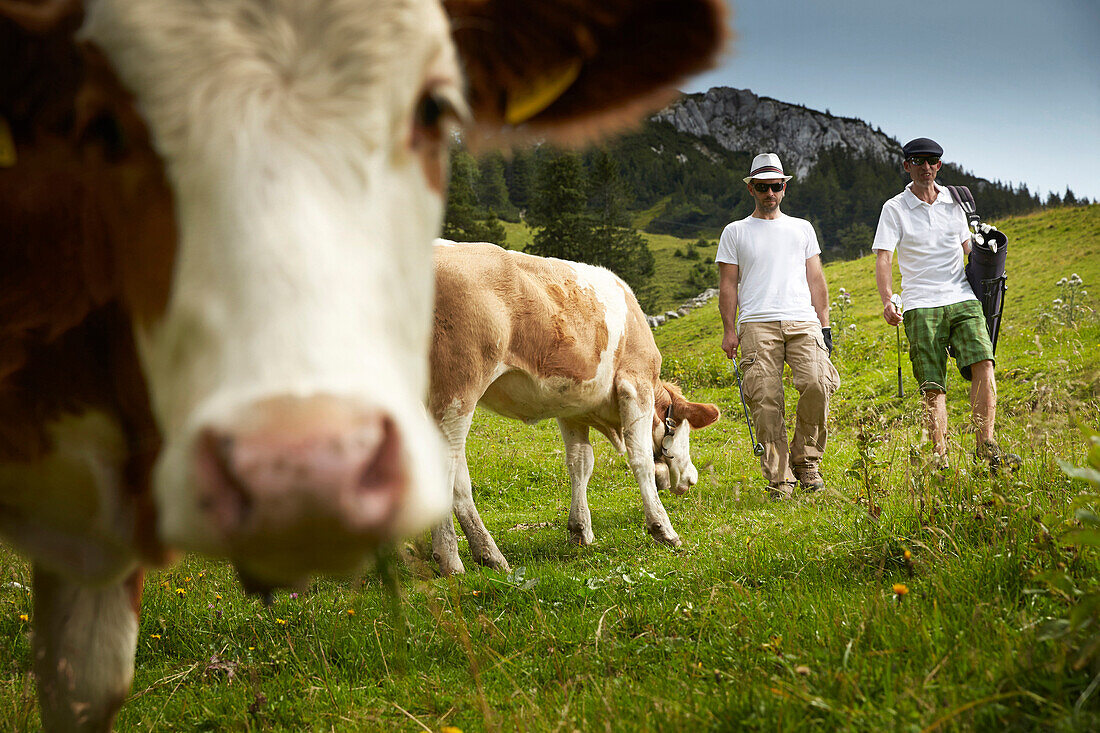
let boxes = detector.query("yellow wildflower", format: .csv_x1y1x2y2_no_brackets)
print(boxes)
892,583,909,597
440,727,463,733
184,576,192,583
346,609,355,616
276,617,287,626
215,594,222,601
903,550,912,561
175,588,186,597
150,634,161,640
18,614,29,622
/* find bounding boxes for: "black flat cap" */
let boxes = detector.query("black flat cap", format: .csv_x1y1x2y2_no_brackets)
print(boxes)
902,137,943,158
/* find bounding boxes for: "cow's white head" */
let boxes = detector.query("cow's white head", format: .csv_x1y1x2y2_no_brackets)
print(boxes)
2,0,726,591
77,0,473,589
653,382,719,495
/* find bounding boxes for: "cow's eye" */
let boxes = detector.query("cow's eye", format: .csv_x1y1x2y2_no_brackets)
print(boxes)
417,94,445,130
411,87,467,150
80,111,129,162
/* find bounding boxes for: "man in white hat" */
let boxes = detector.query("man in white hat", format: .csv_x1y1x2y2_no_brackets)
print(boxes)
716,153,840,498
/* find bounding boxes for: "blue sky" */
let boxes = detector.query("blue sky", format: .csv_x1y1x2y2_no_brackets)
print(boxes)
684,0,1100,201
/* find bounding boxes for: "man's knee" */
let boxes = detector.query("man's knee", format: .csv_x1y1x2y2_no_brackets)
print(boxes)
797,378,833,401
921,388,945,405
969,359,994,378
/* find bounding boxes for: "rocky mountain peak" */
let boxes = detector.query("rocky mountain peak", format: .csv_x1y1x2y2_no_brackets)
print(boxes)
654,87,902,178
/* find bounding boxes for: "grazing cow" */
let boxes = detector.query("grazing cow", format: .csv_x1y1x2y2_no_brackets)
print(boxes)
1,0,727,728
430,242,720,574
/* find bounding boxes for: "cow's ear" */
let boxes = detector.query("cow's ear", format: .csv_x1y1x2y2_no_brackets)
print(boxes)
0,0,82,33
681,401,720,429
446,0,729,144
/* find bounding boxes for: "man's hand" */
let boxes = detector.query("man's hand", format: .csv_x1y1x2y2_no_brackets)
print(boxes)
722,331,739,359
882,300,902,326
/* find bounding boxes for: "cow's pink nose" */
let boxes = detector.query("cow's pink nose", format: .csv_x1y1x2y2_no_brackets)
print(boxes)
192,396,405,547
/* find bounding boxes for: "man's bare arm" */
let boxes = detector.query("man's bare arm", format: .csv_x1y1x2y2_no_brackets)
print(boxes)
875,250,902,325
806,255,830,328
718,262,740,359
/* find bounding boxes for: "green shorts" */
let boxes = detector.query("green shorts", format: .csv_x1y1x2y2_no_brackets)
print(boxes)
903,299,994,393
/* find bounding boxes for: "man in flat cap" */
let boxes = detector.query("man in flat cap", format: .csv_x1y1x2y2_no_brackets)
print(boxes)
872,137,1005,471
717,153,839,499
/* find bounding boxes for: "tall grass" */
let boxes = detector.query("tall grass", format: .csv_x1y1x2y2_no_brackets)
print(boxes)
1,206,1098,731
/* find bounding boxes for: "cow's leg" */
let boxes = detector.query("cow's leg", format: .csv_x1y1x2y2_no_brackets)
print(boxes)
431,432,466,576
430,517,464,576
617,382,681,547
434,409,509,573
559,418,596,546
33,565,143,733
453,445,509,571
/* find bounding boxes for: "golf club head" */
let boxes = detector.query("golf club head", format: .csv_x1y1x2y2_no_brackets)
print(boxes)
890,293,903,311
753,443,765,457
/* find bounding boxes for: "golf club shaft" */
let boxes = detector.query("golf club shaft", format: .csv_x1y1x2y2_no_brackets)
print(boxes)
732,358,764,456
896,325,903,398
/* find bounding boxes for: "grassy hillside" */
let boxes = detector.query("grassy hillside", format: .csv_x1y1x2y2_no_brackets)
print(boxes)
493,220,715,313
1,206,1098,731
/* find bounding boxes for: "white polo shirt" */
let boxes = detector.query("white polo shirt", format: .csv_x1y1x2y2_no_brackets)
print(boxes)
872,182,974,310
715,213,821,325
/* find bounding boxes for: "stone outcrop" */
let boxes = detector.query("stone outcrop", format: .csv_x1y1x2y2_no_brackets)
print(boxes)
654,87,902,178
648,288,718,328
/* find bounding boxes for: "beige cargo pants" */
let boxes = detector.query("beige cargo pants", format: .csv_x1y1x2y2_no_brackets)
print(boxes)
738,321,841,485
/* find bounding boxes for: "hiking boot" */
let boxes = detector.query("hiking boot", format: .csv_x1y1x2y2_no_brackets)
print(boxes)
767,482,795,501
976,440,1022,476
795,467,825,492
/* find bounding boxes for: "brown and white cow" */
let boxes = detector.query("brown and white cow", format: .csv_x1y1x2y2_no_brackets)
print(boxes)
1,0,727,728
429,241,720,574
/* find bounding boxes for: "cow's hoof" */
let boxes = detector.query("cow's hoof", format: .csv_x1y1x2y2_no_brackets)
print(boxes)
434,553,466,576
671,485,689,496
568,523,595,546
475,552,510,573
569,530,595,546
649,525,682,547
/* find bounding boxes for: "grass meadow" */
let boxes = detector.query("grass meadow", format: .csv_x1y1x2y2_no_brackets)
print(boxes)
2,206,1099,731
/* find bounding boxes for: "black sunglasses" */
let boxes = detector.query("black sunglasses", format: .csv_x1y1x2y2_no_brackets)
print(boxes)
906,156,941,166
752,181,786,193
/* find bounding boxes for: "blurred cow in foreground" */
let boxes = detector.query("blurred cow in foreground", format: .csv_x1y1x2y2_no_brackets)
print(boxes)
0,0,726,727
430,242,720,575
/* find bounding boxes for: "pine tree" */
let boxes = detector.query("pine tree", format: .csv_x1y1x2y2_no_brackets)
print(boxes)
526,148,654,303
443,148,506,244
477,152,517,221
836,222,874,260
504,148,535,213
586,148,631,228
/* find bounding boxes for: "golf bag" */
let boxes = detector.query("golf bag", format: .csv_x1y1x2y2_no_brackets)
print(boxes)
945,185,1008,381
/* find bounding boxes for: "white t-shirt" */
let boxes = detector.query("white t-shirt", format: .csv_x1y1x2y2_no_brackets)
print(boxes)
714,213,821,325
872,183,974,310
